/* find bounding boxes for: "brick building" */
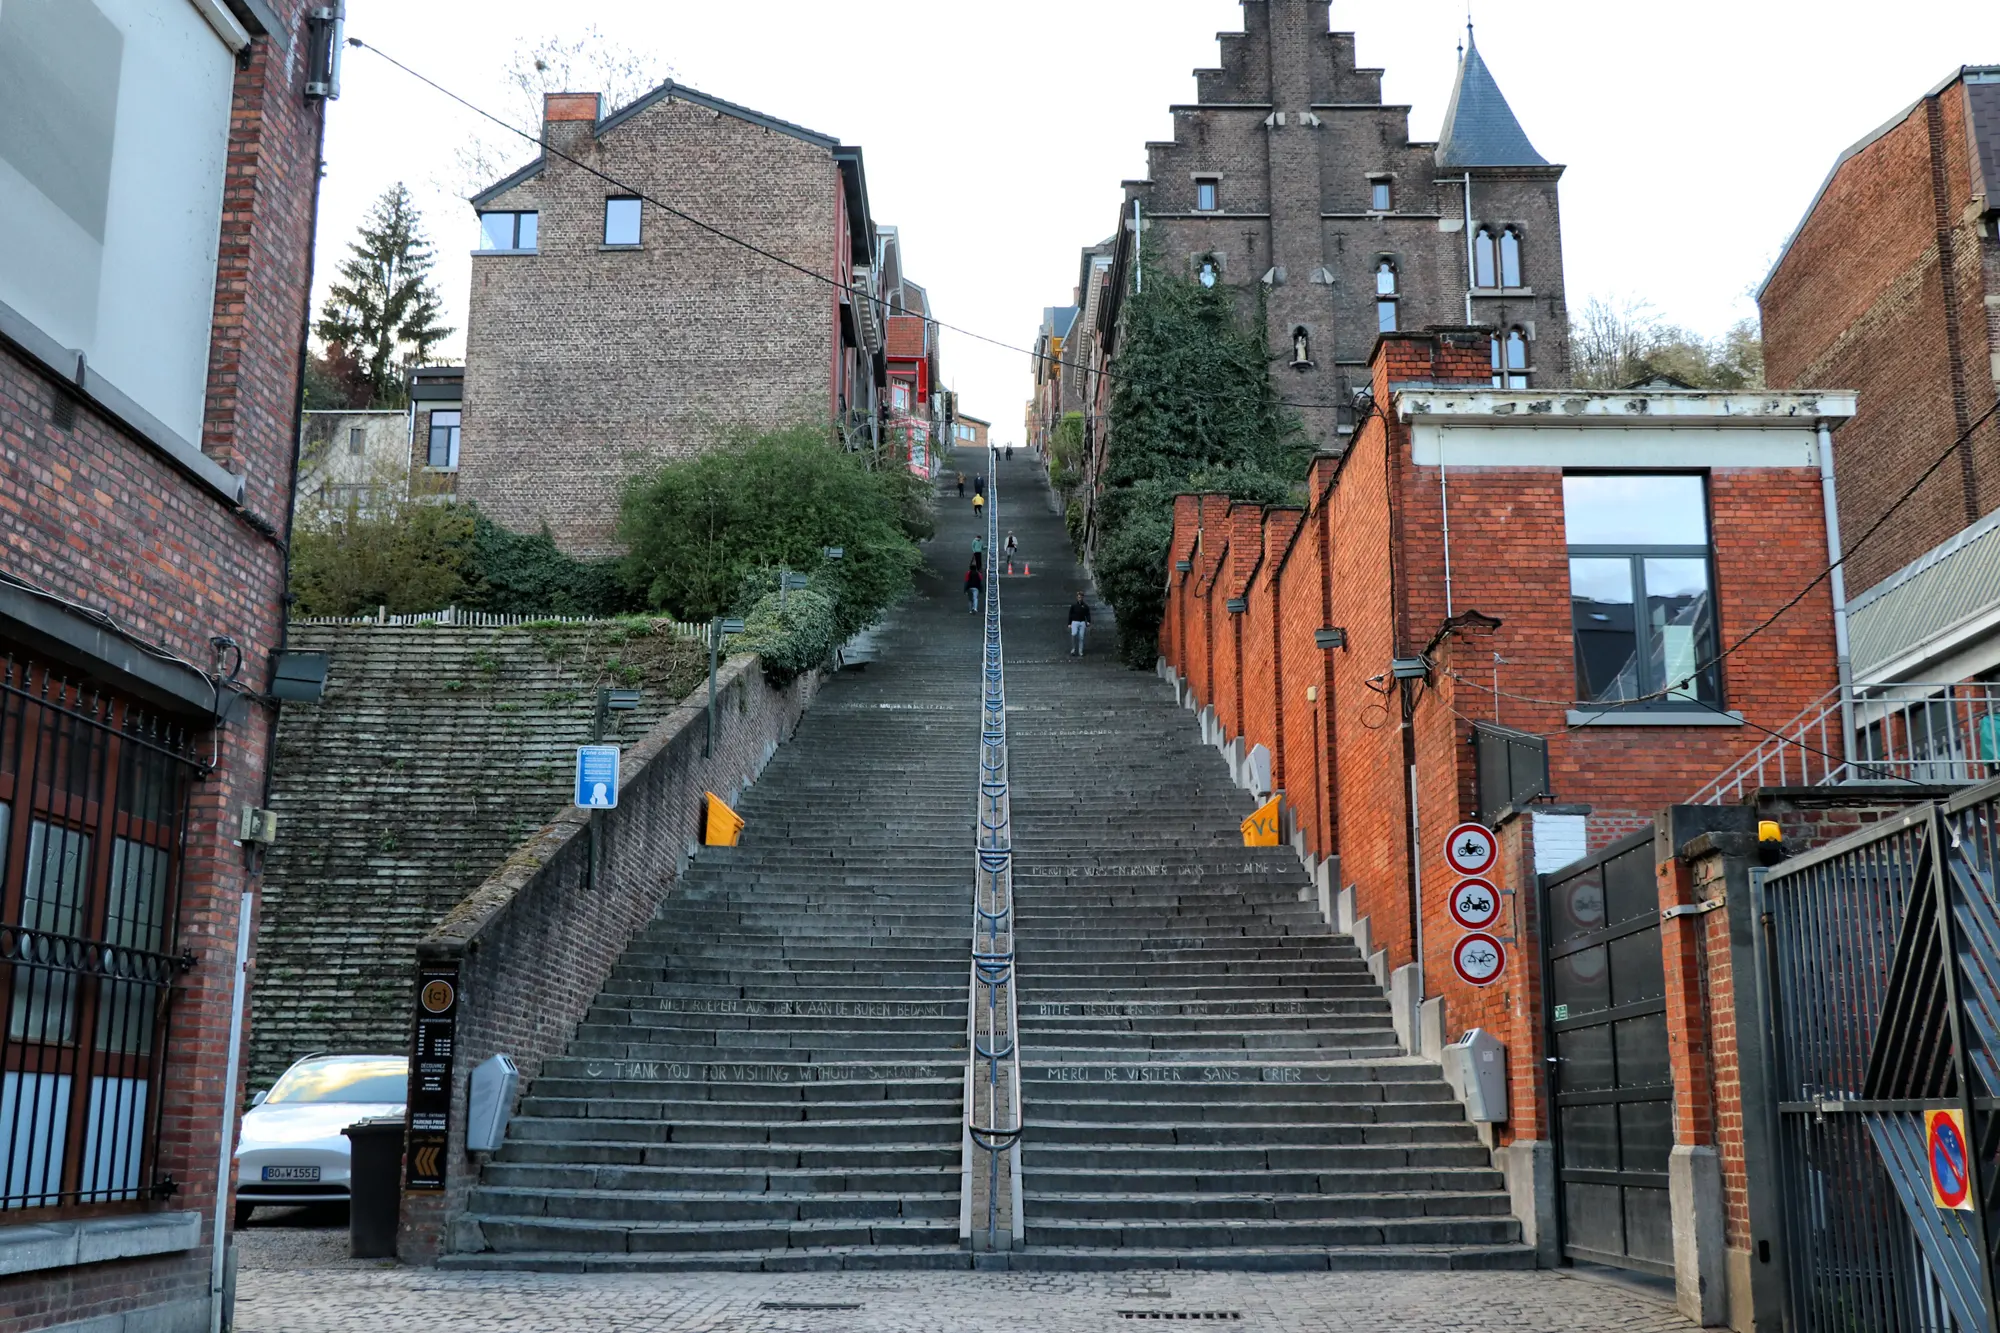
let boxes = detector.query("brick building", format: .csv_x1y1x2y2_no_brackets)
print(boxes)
1114,4,1571,449
1160,328,1855,1321
879,228,946,476
459,83,892,557
296,411,414,515
408,365,463,497
0,1,325,1329
1760,67,2000,736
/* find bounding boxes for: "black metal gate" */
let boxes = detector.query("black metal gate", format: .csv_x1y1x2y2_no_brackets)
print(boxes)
1759,792,2000,1332
1542,830,1676,1275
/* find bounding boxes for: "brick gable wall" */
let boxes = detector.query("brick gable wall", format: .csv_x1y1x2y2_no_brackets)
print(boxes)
460,97,844,558
1762,78,2000,592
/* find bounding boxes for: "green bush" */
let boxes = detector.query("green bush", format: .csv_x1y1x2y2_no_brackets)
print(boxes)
289,500,637,619
290,497,477,616
619,424,925,639
734,584,840,680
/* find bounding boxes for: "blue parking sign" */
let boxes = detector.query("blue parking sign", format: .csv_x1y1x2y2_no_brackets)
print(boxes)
575,746,620,809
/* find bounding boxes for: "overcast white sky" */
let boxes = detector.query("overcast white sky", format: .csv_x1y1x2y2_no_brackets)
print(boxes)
319,1,1999,445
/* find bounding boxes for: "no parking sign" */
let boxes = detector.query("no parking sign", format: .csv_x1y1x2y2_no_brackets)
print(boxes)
1928,1107,1975,1211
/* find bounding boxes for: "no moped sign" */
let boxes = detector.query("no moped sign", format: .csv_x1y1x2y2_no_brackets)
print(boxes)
1447,878,1502,932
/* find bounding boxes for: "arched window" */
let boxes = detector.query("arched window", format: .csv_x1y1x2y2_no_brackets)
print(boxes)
1491,327,1530,389
1292,327,1312,367
1375,260,1399,334
1473,227,1498,289
1500,227,1523,288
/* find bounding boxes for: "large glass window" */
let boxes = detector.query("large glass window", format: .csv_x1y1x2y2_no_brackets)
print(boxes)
1195,179,1219,212
1370,178,1393,211
427,410,461,470
1500,227,1524,287
1492,328,1529,388
1565,475,1719,709
603,197,641,246
1376,260,1399,333
477,211,538,252
1474,227,1498,288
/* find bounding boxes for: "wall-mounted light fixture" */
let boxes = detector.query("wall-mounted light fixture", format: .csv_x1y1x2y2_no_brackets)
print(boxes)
1226,598,1248,614
1390,656,1430,680
1314,628,1347,650
1175,559,1193,572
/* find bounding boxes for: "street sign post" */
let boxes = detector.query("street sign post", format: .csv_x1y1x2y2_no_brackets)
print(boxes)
1444,822,1498,876
575,745,620,810
1447,877,1502,932
1452,932,1506,987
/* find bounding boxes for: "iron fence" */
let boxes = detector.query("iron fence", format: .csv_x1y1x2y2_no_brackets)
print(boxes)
961,451,1023,1253
1758,784,2000,1331
1695,681,2000,805
0,654,199,1213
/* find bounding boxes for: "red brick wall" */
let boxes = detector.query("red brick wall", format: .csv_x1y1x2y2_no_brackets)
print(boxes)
1762,77,2000,592
0,6,322,1329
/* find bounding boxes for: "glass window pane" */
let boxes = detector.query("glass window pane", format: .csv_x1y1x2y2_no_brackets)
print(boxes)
1563,475,1708,546
1645,558,1717,702
1507,330,1527,369
1474,229,1497,288
1572,558,1640,702
1371,181,1391,210
516,212,537,250
604,197,641,245
1500,228,1523,287
428,410,461,469
1196,181,1216,211
1376,300,1397,334
479,212,514,251
12,822,90,1044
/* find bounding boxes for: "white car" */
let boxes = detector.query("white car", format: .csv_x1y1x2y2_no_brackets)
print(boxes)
233,1053,407,1226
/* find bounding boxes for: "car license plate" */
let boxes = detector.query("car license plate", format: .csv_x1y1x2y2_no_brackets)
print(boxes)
262,1165,320,1182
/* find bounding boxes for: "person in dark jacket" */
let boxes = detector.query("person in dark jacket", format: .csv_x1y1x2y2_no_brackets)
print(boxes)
1067,592,1092,657
966,561,984,614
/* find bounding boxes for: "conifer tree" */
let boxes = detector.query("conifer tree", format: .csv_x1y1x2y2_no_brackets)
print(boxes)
314,184,452,408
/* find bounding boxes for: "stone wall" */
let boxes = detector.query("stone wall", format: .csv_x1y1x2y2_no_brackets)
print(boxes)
253,620,706,1089
396,653,820,1262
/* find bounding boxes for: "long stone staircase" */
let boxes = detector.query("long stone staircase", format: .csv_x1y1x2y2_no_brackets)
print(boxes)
998,456,1532,1272
443,494,985,1273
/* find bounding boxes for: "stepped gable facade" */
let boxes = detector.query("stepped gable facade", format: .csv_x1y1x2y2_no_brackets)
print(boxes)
459,84,884,558
1124,2,1571,446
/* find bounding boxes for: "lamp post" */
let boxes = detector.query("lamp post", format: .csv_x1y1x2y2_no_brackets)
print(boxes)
590,688,643,891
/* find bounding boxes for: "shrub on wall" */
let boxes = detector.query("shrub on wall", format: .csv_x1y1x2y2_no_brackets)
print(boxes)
619,424,926,639
734,583,841,680
290,500,635,618
1096,250,1310,665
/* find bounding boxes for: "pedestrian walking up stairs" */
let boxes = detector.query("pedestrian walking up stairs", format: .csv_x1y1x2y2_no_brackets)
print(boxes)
992,451,1531,1272
441,491,993,1273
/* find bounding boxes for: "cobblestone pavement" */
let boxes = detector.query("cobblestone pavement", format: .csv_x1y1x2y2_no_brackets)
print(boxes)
236,1226,1694,1332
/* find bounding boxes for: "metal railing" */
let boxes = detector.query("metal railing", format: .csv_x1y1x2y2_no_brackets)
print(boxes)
1693,681,2000,805
960,451,1024,1254
292,606,707,638
0,655,199,1213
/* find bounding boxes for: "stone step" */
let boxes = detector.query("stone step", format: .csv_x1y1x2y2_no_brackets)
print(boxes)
1001,1244,1537,1273
468,1187,961,1224
438,1245,973,1273
1020,1216,1523,1251
469,1214,961,1256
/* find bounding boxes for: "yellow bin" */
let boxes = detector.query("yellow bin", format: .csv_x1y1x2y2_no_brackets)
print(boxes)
1241,795,1282,847
703,792,745,847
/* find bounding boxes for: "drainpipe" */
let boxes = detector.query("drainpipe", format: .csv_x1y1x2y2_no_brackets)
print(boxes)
1462,173,1475,324
1818,421,1857,769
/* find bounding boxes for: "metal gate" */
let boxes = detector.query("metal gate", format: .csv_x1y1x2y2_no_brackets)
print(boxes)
1759,792,2000,1332
1541,830,1676,1274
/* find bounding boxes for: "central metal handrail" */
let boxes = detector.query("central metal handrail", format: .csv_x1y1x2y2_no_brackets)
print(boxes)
960,448,1024,1255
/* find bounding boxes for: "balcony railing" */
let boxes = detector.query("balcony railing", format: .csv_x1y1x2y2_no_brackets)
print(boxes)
1691,681,2000,806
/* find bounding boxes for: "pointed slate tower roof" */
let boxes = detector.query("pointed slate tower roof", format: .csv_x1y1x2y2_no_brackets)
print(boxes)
1435,27,1548,168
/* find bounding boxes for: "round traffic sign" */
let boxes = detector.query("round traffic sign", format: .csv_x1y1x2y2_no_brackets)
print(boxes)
1445,823,1498,876
1447,878,1502,932
1452,932,1506,987
1930,1111,1972,1209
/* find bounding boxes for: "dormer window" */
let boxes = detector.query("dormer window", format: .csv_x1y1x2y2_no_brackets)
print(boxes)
1370,178,1393,211
1195,178,1219,212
